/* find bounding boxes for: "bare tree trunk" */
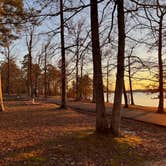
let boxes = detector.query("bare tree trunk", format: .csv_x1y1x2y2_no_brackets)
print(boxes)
7,59,10,94
44,46,47,98
34,76,38,97
60,0,66,109
75,40,79,101
92,75,96,103
29,53,32,97
90,0,108,133
28,53,32,97
106,60,109,103
27,31,33,97
128,55,134,105
0,73,5,112
79,55,84,100
123,80,128,108
6,46,10,95
157,15,164,113
111,0,125,136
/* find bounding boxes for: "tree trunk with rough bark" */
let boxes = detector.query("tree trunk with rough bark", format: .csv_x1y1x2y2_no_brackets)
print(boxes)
123,80,128,108
6,46,10,95
79,55,84,100
106,60,109,103
27,31,33,97
111,0,125,136
157,15,164,113
90,0,108,134
92,74,96,103
44,46,47,98
75,40,79,101
60,0,66,109
128,55,134,105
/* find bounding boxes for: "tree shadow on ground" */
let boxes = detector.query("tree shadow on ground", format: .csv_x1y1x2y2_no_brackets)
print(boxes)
4,129,147,166
0,102,165,166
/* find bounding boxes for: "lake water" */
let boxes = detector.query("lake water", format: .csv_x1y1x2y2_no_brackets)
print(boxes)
104,92,166,108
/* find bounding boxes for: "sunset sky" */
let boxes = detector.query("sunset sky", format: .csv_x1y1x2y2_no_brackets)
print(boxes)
0,0,165,91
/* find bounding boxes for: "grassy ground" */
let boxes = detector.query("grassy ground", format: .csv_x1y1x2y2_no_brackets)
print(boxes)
0,101,166,166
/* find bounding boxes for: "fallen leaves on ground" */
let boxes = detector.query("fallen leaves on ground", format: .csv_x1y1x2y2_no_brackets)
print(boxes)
0,101,165,166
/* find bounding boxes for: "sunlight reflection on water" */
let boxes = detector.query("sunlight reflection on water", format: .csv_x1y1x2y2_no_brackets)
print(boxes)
104,92,166,107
